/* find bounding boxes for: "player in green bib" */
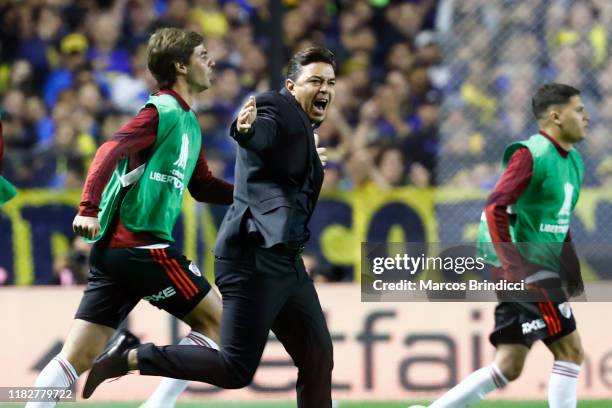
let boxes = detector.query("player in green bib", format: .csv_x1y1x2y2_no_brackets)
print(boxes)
27,28,233,408
0,115,17,205
427,84,589,408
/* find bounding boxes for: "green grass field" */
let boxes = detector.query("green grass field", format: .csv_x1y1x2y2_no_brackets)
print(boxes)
2,401,611,407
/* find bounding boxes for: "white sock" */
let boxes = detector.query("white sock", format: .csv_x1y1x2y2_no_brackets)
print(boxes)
25,355,78,408
141,331,219,408
549,361,580,408
429,363,508,408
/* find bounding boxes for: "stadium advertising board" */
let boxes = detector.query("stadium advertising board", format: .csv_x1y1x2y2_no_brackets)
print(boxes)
1,286,611,401
2,188,612,285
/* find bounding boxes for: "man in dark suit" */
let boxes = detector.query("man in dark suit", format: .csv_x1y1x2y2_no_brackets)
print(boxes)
84,47,336,408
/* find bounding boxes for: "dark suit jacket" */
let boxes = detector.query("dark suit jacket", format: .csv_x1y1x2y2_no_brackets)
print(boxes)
214,88,324,258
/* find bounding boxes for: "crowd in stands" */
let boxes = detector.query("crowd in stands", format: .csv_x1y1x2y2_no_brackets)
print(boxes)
0,0,440,194
0,0,442,284
439,0,612,187
3,0,612,283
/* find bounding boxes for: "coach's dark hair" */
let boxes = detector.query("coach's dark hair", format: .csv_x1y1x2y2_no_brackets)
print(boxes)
147,28,204,88
532,83,581,120
286,47,337,81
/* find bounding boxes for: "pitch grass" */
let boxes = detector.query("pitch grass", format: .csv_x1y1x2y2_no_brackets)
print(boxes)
1,401,609,407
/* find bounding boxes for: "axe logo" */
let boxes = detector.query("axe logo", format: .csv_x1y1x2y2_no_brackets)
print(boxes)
522,318,547,334
143,286,177,302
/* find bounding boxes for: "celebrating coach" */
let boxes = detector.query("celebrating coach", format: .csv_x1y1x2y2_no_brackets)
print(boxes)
213,46,336,406
90,47,338,408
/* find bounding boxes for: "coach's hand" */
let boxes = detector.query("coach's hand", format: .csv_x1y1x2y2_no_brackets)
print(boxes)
237,96,256,134
314,133,328,167
73,215,101,240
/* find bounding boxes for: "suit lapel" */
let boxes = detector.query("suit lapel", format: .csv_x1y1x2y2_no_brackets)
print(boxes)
277,89,325,224
279,88,318,181
279,88,313,139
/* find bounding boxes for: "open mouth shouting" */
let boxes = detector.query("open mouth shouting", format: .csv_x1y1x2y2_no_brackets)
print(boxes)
312,95,329,116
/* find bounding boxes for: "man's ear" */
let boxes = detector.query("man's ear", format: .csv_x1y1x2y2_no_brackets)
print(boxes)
549,109,562,125
175,61,187,75
285,79,296,95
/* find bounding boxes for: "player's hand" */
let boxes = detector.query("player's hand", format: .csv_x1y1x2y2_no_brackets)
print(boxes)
314,133,328,167
73,215,101,240
236,96,256,134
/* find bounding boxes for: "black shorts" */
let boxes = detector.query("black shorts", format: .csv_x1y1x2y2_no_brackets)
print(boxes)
489,283,576,348
75,244,211,329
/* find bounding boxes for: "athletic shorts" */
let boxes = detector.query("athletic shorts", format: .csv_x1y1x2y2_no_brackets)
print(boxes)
75,244,211,329
489,280,576,348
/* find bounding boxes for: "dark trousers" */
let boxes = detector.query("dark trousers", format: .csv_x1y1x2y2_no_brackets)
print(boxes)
138,245,334,408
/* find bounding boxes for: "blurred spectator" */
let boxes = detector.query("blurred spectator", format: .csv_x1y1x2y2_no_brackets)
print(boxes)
414,30,448,89
321,161,343,192
121,0,156,52
110,45,156,113
87,12,131,74
156,0,191,28
52,237,92,286
597,156,612,187
43,33,90,108
8,60,36,94
374,146,406,188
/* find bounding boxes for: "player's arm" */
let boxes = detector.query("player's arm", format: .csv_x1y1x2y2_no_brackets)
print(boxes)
484,147,535,280
561,230,584,297
230,95,281,152
187,146,233,205
73,106,158,239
